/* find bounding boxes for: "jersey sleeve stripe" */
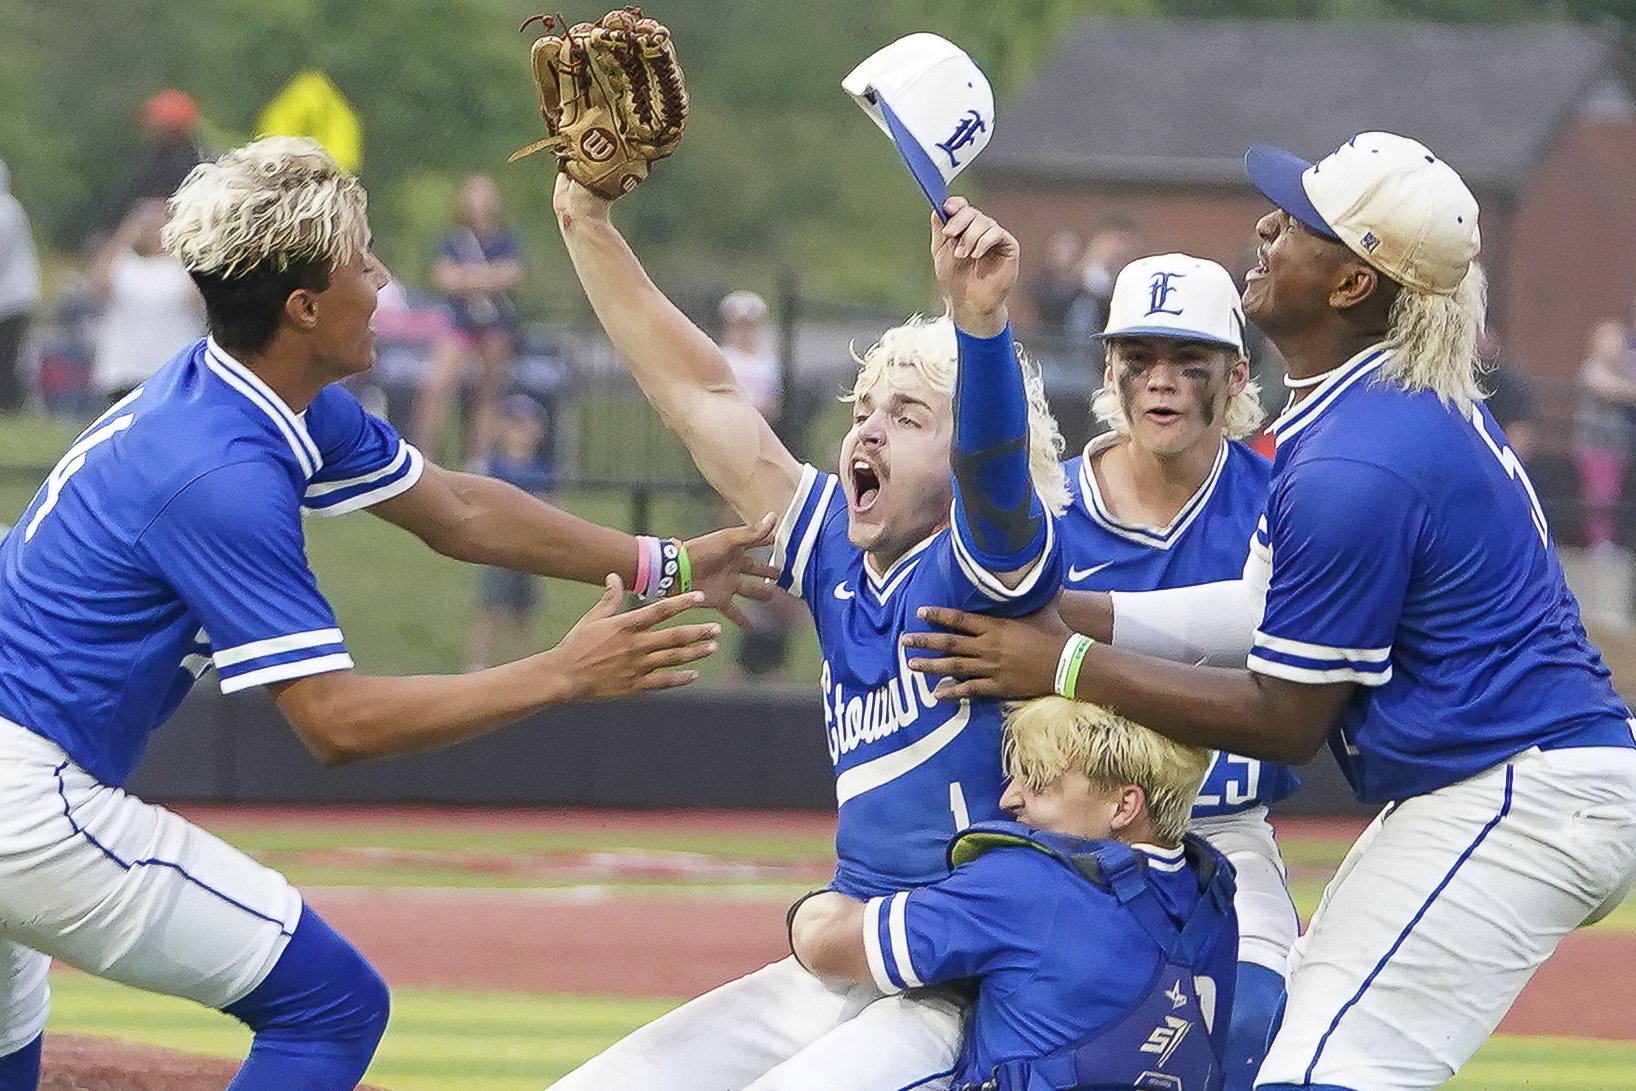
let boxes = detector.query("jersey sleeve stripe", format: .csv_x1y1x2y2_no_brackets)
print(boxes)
885,891,923,988
862,896,901,993
1254,633,1390,664
212,628,346,668
303,443,425,517
1248,647,1394,687
218,652,354,693
775,466,834,601
949,503,1057,602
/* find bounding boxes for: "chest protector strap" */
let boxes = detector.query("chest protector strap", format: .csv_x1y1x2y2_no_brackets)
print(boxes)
948,822,1235,1091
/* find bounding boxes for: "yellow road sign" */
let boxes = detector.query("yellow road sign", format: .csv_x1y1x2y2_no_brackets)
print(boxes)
257,70,362,172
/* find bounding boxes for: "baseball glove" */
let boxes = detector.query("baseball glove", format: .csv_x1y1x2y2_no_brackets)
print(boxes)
508,7,688,200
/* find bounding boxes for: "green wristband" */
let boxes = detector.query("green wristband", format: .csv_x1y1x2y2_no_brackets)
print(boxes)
674,539,693,594
1054,634,1095,700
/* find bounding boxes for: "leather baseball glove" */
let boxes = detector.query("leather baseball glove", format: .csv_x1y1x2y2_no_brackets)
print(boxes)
509,7,688,200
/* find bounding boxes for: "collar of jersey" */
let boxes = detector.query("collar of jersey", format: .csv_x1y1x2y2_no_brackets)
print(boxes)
861,532,937,602
1077,432,1229,550
1269,342,1390,447
203,338,324,479
1132,841,1188,872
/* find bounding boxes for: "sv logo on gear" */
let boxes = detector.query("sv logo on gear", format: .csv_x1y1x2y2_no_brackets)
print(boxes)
580,128,618,162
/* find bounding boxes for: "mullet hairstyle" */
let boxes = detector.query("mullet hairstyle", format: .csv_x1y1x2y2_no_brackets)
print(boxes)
1379,261,1488,408
1003,695,1212,844
1090,346,1266,441
844,314,1071,514
163,135,369,356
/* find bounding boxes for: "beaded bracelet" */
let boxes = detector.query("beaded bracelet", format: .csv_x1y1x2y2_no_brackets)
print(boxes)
1053,634,1095,700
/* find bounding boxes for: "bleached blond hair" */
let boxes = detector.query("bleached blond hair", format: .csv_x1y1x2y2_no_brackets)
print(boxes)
163,135,368,279
1003,696,1212,844
1379,261,1488,408
844,314,1071,514
1090,344,1266,441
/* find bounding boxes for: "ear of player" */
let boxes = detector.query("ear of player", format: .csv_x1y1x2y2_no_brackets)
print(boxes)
510,7,689,200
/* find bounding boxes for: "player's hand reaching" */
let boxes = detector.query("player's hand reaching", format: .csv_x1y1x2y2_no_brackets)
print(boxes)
933,196,1019,339
551,576,721,699
684,513,779,629
901,600,1073,701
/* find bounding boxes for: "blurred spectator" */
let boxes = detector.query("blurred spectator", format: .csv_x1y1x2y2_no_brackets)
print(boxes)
1064,215,1143,342
421,174,523,466
1573,319,1636,554
466,394,555,671
710,290,802,683
101,89,207,236
1026,229,1085,335
718,290,781,421
363,277,462,432
88,198,205,403
1478,327,1537,463
0,158,42,411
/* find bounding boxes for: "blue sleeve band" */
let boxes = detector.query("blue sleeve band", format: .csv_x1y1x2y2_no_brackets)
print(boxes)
951,324,1047,565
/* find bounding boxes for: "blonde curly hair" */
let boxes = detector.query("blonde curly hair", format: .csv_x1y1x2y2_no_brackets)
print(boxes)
164,135,368,279
844,314,1070,514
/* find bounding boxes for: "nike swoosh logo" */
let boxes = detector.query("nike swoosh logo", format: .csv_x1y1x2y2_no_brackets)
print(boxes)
834,582,855,600
1067,561,1114,581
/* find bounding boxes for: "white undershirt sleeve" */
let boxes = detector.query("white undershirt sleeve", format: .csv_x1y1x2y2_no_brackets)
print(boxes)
1109,580,1256,667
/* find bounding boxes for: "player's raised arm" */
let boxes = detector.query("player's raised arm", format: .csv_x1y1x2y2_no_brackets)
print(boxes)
936,197,1060,597
552,173,802,526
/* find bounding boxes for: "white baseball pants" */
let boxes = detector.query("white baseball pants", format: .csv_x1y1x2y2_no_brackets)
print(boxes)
1257,744,1636,1091
1190,805,1301,975
0,717,301,1054
545,955,962,1091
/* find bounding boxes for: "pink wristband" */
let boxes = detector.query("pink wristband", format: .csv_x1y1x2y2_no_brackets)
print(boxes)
634,535,656,596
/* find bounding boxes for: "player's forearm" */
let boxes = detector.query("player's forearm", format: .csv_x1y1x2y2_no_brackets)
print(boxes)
383,470,642,586
788,891,873,985
1058,590,1114,642
1070,645,1339,765
1108,581,1257,666
271,662,576,764
950,326,1049,588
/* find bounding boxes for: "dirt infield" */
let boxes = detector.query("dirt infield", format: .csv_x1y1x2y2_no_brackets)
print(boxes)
40,806,1636,1087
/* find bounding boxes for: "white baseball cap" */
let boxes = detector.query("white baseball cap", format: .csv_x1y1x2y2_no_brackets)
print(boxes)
842,34,993,214
1244,132,1480,296
1095,254,1248,354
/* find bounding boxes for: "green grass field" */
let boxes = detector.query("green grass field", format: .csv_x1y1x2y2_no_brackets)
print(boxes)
38,817,1636,1090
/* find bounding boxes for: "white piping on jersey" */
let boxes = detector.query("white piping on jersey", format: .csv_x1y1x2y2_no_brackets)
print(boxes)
949,498,1058,601
862,895,897,993
1270,343,1389,446
1253,632,1389,665
1247,645,1394,687
219,652,354,693
887,890,922,987
775,465,835,601
212,627,347,668
1134,842,1188,872
205,339,323,479
833,699,972,807
1076,434,1230,550
864,533,937,604
303,442,425,517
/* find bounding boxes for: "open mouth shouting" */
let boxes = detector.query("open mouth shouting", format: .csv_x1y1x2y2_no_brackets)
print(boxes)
850,457,882,514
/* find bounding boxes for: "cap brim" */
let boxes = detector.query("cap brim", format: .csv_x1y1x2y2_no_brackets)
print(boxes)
1093,326,1242,351
1244,145,1341,242
877,92,950,221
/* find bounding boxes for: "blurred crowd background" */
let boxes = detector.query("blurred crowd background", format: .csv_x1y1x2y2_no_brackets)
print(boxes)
7,0,1636,679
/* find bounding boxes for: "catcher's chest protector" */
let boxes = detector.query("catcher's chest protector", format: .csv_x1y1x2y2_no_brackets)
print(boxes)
950,826,1234,1091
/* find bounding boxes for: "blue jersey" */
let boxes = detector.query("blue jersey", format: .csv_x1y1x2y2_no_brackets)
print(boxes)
0,338,423,785
863,822,1237,1086
1248,345,1636,803
1061,434,1299,817
773,464,1061,898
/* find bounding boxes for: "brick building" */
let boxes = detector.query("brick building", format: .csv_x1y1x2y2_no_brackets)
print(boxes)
974,20,1636,462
